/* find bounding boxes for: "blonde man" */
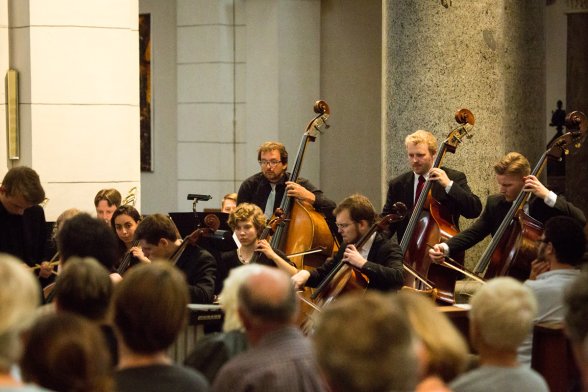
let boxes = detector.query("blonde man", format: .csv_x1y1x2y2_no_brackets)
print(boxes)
430,152,585,265
450,277,548,392
383,130,482,242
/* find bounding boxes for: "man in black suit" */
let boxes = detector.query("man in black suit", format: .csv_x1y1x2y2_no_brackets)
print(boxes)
382,130,482,243
429,152,586,261
292,194,404,292
0,166,51,280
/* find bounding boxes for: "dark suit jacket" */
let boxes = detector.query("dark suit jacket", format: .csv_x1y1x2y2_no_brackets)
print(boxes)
176,245,216,304
307,232,404,291
382,167,482,243
0,203,47,266
237,172,336,217
446,193,587,257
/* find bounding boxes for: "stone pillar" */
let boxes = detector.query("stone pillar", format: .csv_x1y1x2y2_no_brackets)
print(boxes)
4,0,140,220
383,1,545,265
565,3,588,221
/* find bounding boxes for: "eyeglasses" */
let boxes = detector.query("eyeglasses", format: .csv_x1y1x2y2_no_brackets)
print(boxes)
536,237,549,245
259,160,282,168
335,222,352,230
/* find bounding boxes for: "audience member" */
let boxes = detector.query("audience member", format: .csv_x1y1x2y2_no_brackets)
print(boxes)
21,313,113,392
53,257,117,365
396,291,469,383
564,270,588,392
518,216,586,365
134,214,216,303
113,262,209,392
313,291,419,392
0,254,43,390
212,266,325,391
185,265,263,382
56,213,121,283
450,277,549,392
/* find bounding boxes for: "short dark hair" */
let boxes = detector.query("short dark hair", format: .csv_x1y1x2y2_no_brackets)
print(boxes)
334,194,376,225
54,257,113,321
564,270,588,344
544,216,586,266
57,213,118,271
113,262,189,354
21,313,112,392
134,214,180,245
94,188,121,208
1,166,45,204
257,141,288,164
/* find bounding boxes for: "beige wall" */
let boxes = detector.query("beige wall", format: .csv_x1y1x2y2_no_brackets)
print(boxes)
1,0,140,221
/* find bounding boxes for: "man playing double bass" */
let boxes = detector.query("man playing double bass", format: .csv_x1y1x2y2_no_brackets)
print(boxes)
291,194,405,292
237,141,336,220
382,130,482,242
429,152,586,263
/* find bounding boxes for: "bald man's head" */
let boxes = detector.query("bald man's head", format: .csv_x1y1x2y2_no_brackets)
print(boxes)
238,266,297,325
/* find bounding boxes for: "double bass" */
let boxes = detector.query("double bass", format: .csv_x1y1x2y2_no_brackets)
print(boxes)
269,100,336,270
401,109,476,303
473,111,587,280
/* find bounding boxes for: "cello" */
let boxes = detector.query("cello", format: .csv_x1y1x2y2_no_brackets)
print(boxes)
269,100,336,270
170,214,221,264
297,202,407,334
473,111,587,280
401,109,476,303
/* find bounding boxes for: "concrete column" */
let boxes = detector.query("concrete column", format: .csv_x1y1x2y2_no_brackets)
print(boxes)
4,0,140,220
565,5,588,220
383,1,545,265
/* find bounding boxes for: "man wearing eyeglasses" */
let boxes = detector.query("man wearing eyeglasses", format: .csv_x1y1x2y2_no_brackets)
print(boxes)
291,194,404,292
517,216,586,366
237,141,336,220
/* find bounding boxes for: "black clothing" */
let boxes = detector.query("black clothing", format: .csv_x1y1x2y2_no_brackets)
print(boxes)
115,364,209,392
0,202,47,266
382,167,482,243
306,232,405,291
237,172,336,218
175,245,216,304
184,330,248,384
446,193,587,258
216,248,295,293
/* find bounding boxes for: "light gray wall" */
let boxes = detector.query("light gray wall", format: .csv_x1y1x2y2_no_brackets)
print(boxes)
139,0,178,214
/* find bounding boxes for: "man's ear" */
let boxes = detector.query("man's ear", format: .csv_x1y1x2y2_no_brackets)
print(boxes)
158,238,169,248
358,219,370,232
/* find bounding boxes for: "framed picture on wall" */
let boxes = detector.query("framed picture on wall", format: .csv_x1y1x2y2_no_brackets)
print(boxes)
140,13,153,172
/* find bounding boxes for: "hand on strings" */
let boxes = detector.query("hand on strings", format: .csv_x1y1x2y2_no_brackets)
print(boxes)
291,269,310,290
523,175,549,200
131,247,150,264
38,261,55,279
428,168,451,188
529,259,550,280
343,245,367,268
286,181,316,204
428,244,446,264
255,239,276,258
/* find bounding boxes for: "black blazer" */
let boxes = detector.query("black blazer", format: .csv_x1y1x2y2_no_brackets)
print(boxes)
446,193,587,257
307,232,405,291
382,167,482,243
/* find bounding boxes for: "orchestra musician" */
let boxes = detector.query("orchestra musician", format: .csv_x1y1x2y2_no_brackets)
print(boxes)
94,188,121,224
237,141,336,220
133,214,216,304
221,192,237,213
291,194,404,292
429,152,586,262
111,205,148,272
216,203,297,292
0,167,51,281
382,130,482,242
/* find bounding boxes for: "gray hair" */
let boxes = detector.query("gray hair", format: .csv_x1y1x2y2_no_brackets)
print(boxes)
0,254,40,371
